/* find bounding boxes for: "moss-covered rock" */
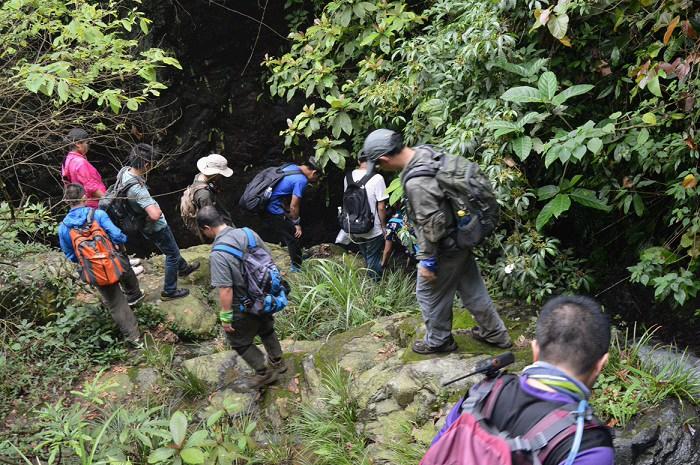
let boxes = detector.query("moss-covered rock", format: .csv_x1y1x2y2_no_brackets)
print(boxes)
182,350,252,386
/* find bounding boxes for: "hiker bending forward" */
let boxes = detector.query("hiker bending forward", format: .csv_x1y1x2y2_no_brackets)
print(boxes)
361,129,511,354
58,184,143,344
197,206,287,390
423,295,614,465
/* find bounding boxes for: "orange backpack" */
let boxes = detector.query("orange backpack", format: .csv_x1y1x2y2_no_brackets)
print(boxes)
68,209,126,286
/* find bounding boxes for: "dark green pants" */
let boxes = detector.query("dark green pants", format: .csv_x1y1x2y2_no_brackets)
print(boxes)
225,312,283,374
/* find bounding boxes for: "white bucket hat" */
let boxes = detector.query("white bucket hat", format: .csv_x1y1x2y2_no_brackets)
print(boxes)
197,154,233,177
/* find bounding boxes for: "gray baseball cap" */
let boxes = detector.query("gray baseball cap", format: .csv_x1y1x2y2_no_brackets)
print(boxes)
361,129,403,170
65,128,90,143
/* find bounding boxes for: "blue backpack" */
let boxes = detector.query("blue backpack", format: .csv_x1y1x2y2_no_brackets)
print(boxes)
212,228,289,316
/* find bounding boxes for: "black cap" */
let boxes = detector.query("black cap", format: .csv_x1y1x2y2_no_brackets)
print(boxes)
305,156,321,171
66,128,90,144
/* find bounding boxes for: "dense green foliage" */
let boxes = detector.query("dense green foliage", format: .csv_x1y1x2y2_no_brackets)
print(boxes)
268,0,700,310
279,257,417,339
0,0,180,203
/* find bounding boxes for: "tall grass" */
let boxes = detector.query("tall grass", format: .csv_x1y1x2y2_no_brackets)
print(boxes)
591,325,700,426
289,365,369,465
277,256,416,340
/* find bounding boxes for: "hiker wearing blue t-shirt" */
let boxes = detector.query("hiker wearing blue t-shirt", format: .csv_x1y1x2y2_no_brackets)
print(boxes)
264,159,320,271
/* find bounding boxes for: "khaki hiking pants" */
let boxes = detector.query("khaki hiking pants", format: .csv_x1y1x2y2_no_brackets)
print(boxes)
416,247,509,348
96,263,140,341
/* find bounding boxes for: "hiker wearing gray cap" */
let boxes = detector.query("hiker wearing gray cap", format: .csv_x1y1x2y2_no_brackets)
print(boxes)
180,154,235,239
61,128,106,209
361,129,511,354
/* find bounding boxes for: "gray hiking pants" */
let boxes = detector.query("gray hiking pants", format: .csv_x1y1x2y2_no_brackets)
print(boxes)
96,264,140,341
416,248,509,348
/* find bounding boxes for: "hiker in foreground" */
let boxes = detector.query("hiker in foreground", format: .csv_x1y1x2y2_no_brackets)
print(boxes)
58,184,143,345
197,206,288,391
338,152,388,279
362,129,511,353
239,158,320,272
108,143,199,300
181,154,235,240
421,295,614,465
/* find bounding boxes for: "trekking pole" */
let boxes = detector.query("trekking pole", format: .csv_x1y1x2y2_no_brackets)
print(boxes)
442,352,514,386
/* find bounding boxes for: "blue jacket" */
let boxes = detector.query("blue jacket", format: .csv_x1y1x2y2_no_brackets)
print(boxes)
58,206,127,263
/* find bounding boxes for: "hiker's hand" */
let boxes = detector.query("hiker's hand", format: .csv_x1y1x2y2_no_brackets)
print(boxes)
222,323,235,334
418,266,437,284
294,225,303,239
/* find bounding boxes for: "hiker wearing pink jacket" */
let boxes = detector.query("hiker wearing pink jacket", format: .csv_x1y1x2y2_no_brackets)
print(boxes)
61,128,106,209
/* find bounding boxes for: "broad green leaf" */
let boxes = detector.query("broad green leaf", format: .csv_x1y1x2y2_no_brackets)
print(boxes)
500,86,542,103
551,84,594,106
184,430,209,449
544,148,560,168
536,194,571,230
335,112,353,136
547,14,569,39
632,194,644,216
647,75,662,96
642,113,657,125
26,73,44,93
587,137,603,154
637,128,649,146
126,99,139,111
570,188,612,211
57,80,70,102
511,136,532,160
538,72,558,100
170,411,188,447
532,137,545,154
572,144,587,160
206,410,224,428
180,448,205,464
537,185,560,200
148,448,175,463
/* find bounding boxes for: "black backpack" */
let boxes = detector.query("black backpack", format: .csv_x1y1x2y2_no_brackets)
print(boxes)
99,167,146,236
239,164,302,214
338,171,375,235
403,145,500,248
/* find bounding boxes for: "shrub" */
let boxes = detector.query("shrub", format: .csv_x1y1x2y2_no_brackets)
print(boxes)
591,326,700,427
278,256,417,340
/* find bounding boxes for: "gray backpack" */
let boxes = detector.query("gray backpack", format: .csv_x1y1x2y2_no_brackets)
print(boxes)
403,146,500,248
212,228,289,316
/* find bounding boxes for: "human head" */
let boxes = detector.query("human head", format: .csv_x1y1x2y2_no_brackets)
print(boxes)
299,157,321,183
128,143,159,172
64,183,86,207
66,128,90,155
532,295,611,388
361,129,405,172
197,154,233,180
196,206,226,240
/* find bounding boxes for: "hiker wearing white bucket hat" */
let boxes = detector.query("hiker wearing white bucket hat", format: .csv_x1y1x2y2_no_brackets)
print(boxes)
180,154,235,238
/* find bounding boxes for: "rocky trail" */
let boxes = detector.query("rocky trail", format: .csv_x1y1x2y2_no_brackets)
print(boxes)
8,245,700,465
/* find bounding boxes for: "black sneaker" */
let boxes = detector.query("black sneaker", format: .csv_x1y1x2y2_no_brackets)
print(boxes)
178,261,200,277
127,291,145,307
268,357,288,375
469,326,513,349
161,288,190,301
237,368,279,391
412,338,458,355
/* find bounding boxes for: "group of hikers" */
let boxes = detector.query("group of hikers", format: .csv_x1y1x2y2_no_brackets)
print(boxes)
57,127,614,464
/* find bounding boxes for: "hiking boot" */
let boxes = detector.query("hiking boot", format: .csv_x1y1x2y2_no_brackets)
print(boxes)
412,338,458,355
469,326,513,349
129,257,142,267
178,261,200,277
239,368,278,391
268,357,288,375
126,336,144,350
132,265,145,277
128,291,145,307
161,288,190,301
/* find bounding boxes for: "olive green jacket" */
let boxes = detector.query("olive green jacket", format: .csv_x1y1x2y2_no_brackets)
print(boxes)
400,148,456,260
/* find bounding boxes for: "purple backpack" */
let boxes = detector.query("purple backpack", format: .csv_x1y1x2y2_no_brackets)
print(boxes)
212,228,289,316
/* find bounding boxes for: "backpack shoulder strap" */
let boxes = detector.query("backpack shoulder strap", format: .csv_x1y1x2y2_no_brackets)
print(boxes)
460,373,516,420
525,402,605,464
278,164,302,176
345,171,356,187
358,171,374,186
213,243,245,260
242,227,257,250
86,208,96,227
